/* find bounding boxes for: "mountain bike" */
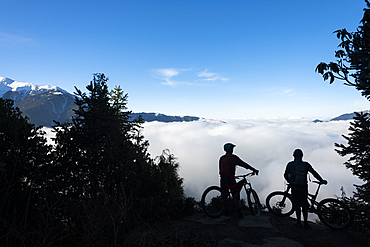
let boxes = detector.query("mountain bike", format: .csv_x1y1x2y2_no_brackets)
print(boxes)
265,181,353,230
201,172,261,218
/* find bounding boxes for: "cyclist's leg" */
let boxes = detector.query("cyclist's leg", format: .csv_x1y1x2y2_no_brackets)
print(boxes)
292,187,307,227
220,176,230,215
301,189,310,228
227,177,244,218
227,178,238,199
220,175,228,197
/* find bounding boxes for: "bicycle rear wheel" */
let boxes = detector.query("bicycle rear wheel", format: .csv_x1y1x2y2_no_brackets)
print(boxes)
201,186,227,218
317,198,353,230
266,191,294,216
247,189,261,216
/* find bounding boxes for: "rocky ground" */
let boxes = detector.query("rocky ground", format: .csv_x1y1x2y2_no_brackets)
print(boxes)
176,209,369,247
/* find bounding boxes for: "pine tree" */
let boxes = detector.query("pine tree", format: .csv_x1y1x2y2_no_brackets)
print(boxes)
335,112,370,234
48,74,188,244
52,73,137,199
154,149,184,201
335,112,370,203
316,0,370,203
0,98,51,244
316,2,370,234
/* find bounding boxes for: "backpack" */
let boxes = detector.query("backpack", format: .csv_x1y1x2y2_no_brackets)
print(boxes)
290,161,308,186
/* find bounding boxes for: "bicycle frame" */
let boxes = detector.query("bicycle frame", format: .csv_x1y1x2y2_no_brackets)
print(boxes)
266,180,353,229
226,172,255,199
201,171,261,218
307,182,325,213
283,181,324,213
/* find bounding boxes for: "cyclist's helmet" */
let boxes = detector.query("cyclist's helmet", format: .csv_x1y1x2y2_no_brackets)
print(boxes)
293,149,303,158
224,143,236,152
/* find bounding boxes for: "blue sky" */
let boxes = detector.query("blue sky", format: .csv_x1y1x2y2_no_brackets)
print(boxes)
1,0,369,119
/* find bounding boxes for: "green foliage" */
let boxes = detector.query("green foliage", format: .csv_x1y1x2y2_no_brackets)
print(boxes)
335,112,370,203
50,73,189,244
0,98,52,245
0,74,193,246
338,187,370,236
317,1,370,236
335,112,370,236
154,149,184,201
316,0,370,99
52,73,139,200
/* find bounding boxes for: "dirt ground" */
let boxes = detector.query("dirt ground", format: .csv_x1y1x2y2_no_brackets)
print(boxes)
176,209,369,247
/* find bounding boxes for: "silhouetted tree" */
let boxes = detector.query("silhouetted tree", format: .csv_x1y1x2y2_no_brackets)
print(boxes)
0,74,190,245
50,74,141,245
154,149,184,201
335,112,370,203
108,85,152,193
50,74,169,245
52,73,139,200
316,0,370,99
316,0,370,235
0,98,52,245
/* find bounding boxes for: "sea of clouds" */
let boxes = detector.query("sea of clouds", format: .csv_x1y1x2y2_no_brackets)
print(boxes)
43,117,362,206
141,118,362,205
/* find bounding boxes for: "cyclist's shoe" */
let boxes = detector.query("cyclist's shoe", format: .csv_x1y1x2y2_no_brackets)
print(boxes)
303,222,311,229
294,221,302,228
237,210,244,219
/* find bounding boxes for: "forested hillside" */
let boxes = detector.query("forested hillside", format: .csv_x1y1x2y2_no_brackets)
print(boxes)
0,74,197,246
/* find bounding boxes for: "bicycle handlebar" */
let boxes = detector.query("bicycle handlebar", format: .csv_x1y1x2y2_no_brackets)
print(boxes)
313,180,328,185
286,180,328,186
235,171,257,178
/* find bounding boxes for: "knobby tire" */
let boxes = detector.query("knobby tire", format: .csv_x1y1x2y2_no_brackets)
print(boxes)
201,186,226,218
247,189,262,216
317,198,353,230
266,191,294,217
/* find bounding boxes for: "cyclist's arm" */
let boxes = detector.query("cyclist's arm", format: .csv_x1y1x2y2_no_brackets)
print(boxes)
235,155,258,173
218,157,222,174
284,163,291,182
307,163,325,182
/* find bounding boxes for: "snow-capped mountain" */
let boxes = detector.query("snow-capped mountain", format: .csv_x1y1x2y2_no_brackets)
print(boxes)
0,77,69,104
0,77,212,126
0,77,76,126
3,76,364,127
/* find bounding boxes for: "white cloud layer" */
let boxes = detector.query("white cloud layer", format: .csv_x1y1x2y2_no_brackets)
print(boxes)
42,118,362,208
142,118,362,205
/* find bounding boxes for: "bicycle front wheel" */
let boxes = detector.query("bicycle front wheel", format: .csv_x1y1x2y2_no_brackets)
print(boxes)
201,186,227,218
247,189,261,216
317,198,353,230
266,191,294,217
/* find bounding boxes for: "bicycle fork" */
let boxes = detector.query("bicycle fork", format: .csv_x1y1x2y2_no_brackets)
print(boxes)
279,192,290,206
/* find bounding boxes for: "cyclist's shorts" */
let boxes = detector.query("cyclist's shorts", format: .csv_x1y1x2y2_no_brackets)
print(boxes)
292,188,309,208
220,176,240,199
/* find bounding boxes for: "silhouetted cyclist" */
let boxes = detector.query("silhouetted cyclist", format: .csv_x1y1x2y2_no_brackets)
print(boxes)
284,149,327,228
219,143,259,218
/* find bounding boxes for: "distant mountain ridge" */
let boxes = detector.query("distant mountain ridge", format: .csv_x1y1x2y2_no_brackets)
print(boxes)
0,77,76,126
130,112,200,122
313,110,370,123
330,110,370,121
0,77,211,126
1,76,367,126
